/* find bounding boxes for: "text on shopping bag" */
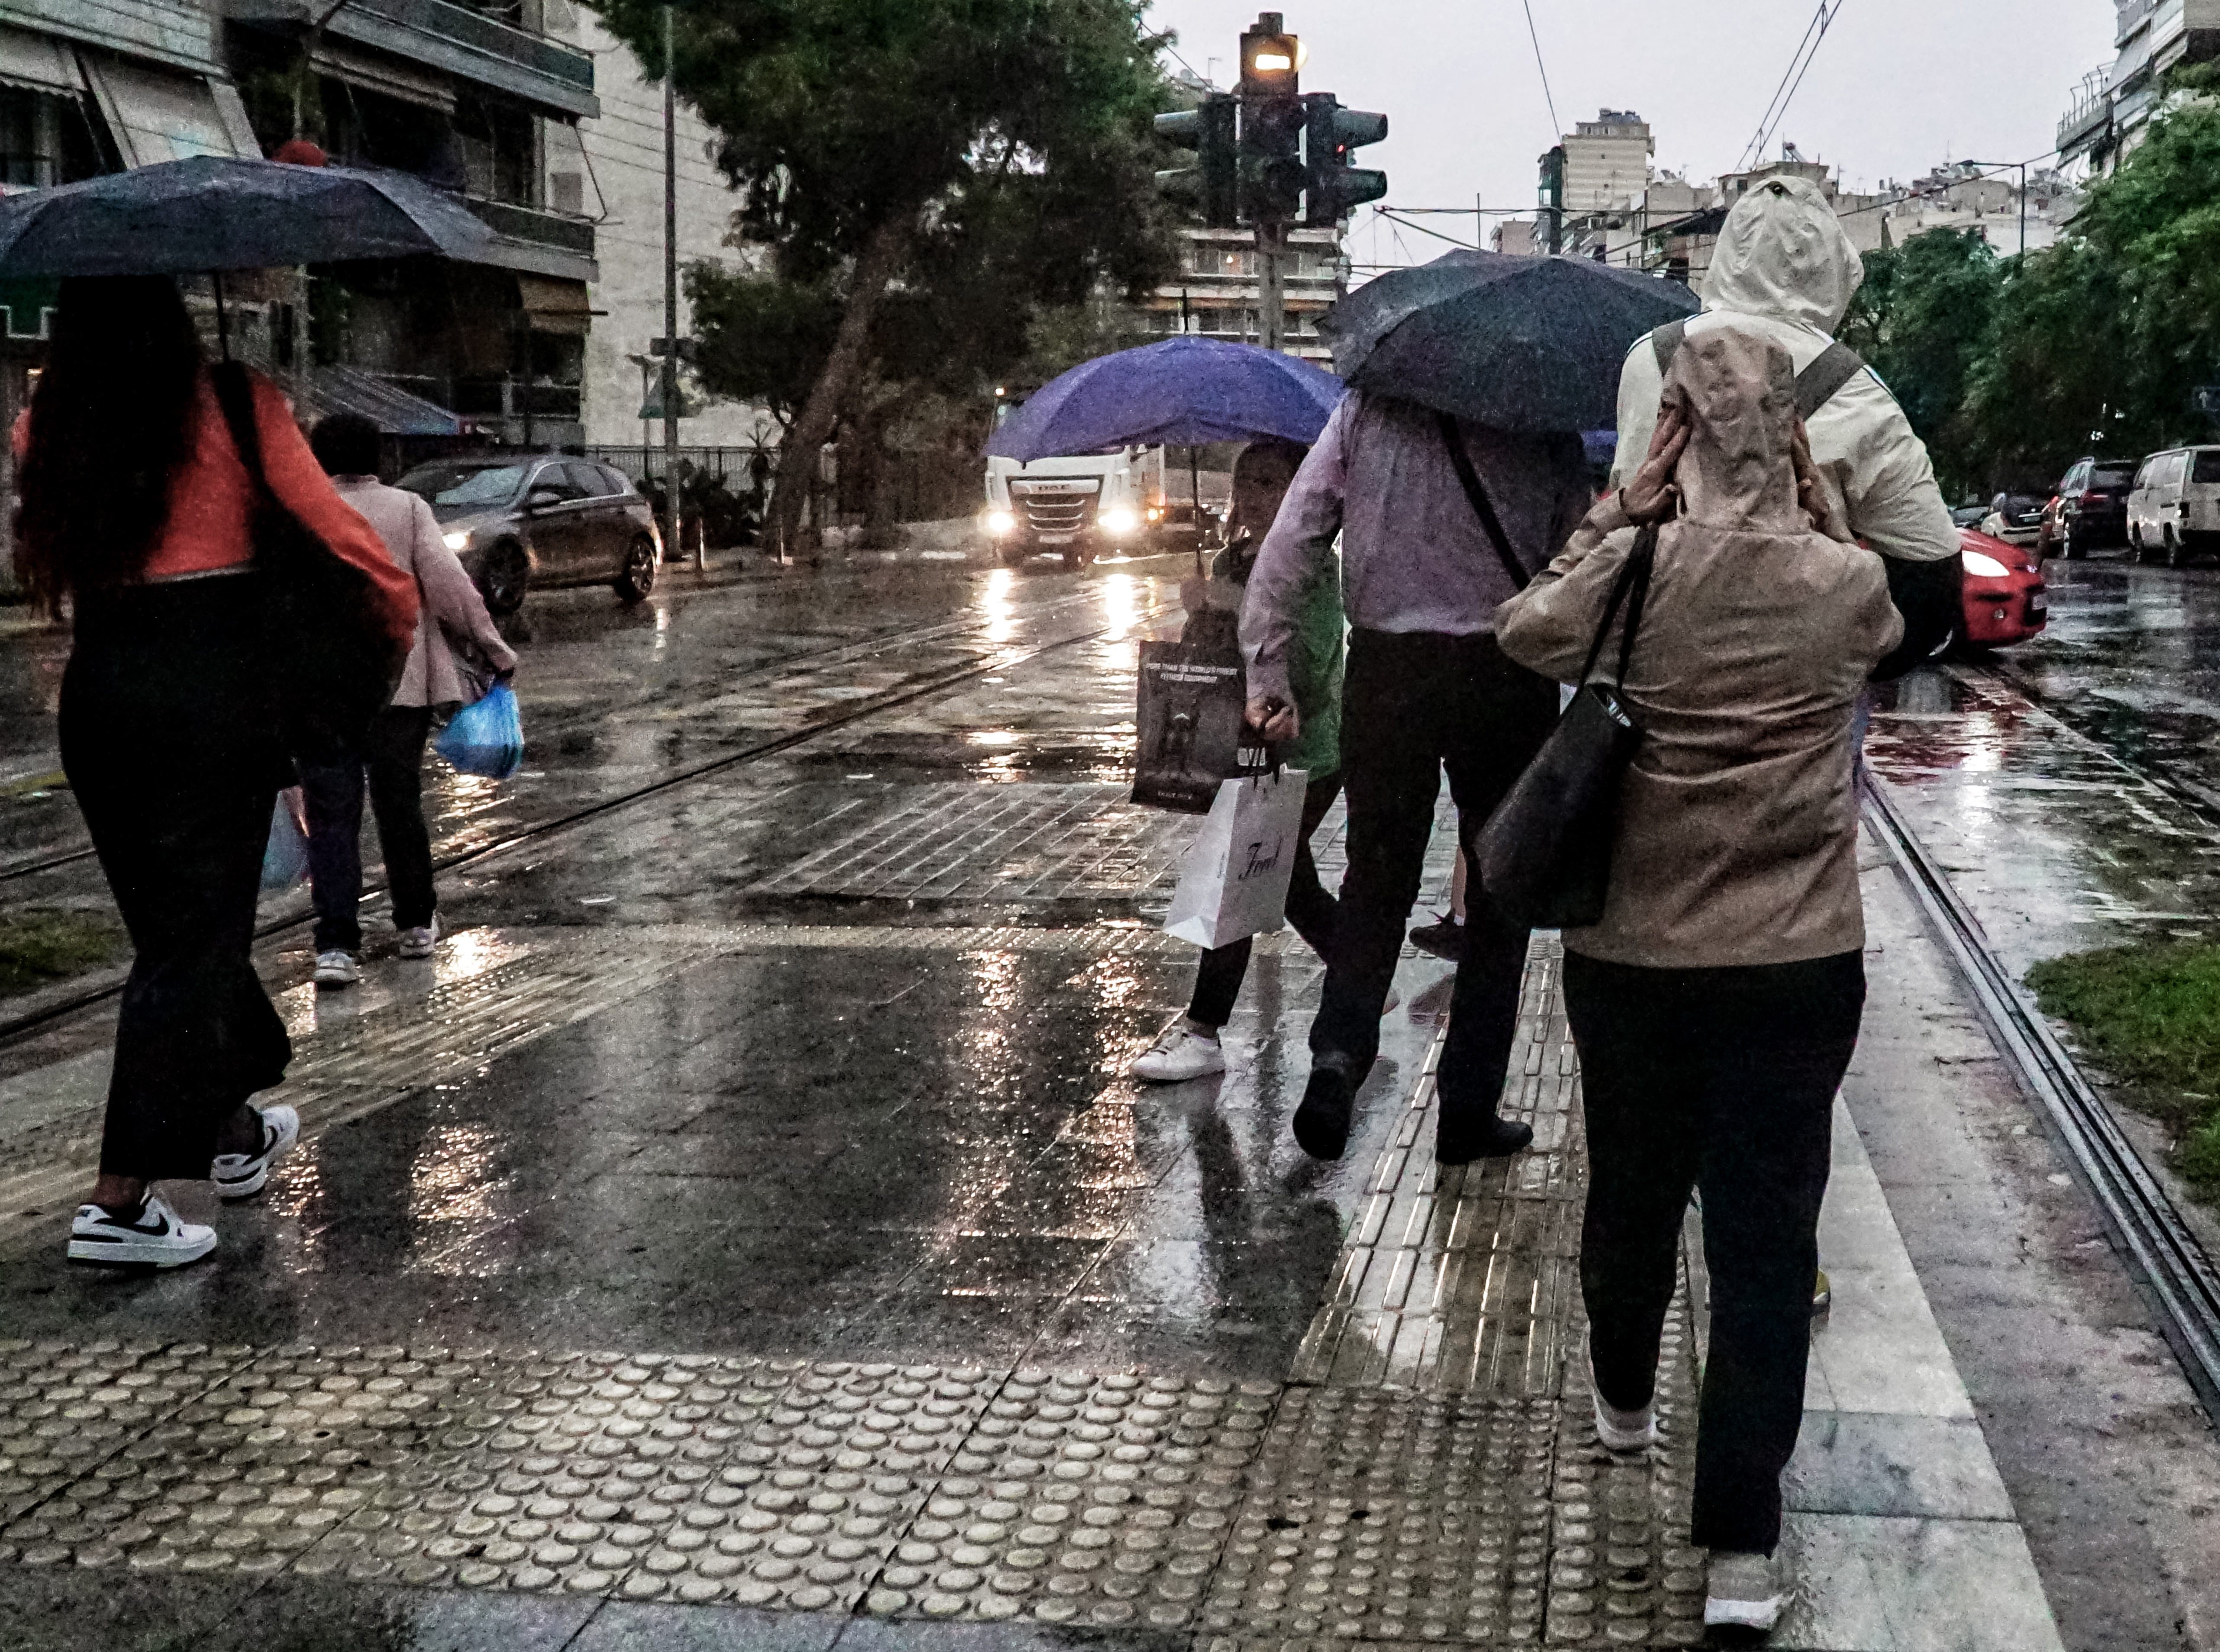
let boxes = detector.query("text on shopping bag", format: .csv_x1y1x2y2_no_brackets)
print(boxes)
1162,769,1309,949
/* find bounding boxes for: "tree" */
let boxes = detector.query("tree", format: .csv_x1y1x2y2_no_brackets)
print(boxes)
1840,231,2002,498
587,0,1179,553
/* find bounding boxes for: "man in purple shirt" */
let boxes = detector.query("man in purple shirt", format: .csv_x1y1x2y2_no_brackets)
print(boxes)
1240,389,1592,1164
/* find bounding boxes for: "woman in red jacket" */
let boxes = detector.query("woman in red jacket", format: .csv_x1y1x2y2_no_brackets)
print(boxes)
13,274,416,1269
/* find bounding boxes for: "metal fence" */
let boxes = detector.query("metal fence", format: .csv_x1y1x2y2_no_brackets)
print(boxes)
588,444,982,527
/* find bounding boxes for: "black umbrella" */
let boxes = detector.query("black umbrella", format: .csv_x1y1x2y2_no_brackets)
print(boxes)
1324,249,1701,434
0,154,502,277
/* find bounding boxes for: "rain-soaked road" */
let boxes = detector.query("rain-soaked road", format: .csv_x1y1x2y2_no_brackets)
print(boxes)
3,543,2220,1650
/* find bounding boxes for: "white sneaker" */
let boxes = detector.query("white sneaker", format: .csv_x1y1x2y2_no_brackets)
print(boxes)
313,950,360,988
1130,1025,1228,1083
1590,1356,1658,1451
68,1194,215,1269
397,917,441,960
1705,1549,1788,1632
212,1104,299,1201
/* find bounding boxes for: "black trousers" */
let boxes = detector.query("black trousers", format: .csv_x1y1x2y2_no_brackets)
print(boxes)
1565,948,1866,1556
60,576,293,1181
301,705,438,954
1188,770,1342,1027
1310,630,1556,1120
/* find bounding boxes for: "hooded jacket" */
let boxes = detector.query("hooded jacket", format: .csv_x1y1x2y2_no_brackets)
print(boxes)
1611,174,1959,569
1496,325,1903,969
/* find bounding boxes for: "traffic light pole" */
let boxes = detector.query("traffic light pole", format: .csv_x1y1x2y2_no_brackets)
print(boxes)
1256,221,1285,352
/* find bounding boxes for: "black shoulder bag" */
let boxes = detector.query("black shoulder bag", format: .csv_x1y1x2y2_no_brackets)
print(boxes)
209,363,407,765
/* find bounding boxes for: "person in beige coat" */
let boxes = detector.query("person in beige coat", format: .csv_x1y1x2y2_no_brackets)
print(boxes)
301,414,517,986
1495,326,1901,1635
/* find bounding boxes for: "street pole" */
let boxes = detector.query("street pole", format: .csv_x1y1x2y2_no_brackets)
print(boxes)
661,3,685,570
1255,220,1284,352
2019,161,2027,258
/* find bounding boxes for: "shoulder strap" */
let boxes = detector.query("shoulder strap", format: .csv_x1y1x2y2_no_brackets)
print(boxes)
1575,524,1659,689
208,361,274,502
1650,320,1687,376
1436,410,1529,593
1795,340,1867,421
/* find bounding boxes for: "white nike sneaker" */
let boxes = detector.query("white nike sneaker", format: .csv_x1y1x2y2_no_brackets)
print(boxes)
1130,1025,1228,1083
397,917,441,960
313,950,360,988
68,1194,216,1269
212,1104,300,1201
1705,1549,1788,1632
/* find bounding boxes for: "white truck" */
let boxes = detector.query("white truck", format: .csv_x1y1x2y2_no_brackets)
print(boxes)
982,445,1170,567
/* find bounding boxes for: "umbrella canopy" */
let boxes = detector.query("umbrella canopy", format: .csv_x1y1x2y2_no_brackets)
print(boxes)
1325,249,1700,434
985,337,1344,463
0,155,504,277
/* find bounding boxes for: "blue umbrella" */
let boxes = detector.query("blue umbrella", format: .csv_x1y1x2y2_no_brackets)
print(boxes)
0,154,503,277
985,337,1344,462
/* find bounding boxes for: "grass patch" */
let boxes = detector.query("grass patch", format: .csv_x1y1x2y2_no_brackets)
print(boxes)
0,908,124,999
2027,939,2220,1193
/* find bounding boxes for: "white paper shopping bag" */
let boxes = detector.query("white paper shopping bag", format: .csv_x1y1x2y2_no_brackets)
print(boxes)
1162,768,1308,949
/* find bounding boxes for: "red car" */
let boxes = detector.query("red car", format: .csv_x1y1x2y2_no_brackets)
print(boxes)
1957,527,2047,648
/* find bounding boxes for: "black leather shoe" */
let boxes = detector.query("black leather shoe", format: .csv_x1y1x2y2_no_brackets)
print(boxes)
1437,1113,1534,1164
1408,914,1466,962
1293,1066,1356,1161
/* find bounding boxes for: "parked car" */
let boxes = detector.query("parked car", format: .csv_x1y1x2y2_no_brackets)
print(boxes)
1950,503,1991,528
1956,527,2047,650
1978,492,2046,549
2127,445,2220,567
2050,456,2137,557
395,455,664,612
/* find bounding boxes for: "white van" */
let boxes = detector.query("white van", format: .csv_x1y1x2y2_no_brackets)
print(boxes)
2127,446,2220,566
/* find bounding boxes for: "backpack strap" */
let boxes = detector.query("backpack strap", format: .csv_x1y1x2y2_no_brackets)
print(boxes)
1795,340,1868,420
1437,412,1530,593
1650,320,1687,376
208,360,274,504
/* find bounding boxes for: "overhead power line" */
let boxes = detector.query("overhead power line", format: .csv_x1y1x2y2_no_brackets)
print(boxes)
1737,0,1847,174
1520,0,1562,140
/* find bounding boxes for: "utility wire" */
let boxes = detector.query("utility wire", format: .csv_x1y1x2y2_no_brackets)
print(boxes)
1375,206,1479,249
1737,0,1845,173
1520,0,1562,140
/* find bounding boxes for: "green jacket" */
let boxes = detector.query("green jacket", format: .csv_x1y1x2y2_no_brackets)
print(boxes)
1217,536,1345,779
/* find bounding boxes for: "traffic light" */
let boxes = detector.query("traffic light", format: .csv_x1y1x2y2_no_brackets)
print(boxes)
1239,11,1303,95
1241,91,1307,224
1154,96,1237,228
1302,93,1387,226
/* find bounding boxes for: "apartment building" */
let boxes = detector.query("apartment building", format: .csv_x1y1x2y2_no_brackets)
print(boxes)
2059,0,2220,173
1141,225,1344,366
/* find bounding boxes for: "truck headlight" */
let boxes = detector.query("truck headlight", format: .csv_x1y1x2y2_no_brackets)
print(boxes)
443,530,473,552
986,510,1016,536
1100,508,1138,535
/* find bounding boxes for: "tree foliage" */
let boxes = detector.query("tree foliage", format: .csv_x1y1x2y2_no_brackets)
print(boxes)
1840,231,2001,497
586,0,1182,549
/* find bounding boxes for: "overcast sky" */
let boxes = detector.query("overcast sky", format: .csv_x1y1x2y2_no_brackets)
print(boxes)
1145,0,2118,270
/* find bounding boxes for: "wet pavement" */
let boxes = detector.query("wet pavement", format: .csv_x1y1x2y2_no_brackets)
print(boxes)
2,543,2209,1647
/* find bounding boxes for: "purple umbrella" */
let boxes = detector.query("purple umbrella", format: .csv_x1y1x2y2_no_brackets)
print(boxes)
985,337,1344,462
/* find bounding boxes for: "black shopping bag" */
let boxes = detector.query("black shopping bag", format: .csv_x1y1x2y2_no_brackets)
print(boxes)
1132,639,1250,813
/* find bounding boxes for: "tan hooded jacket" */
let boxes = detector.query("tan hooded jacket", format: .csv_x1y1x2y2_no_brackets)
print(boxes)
1611,174,1959,566
1495,326,1904,970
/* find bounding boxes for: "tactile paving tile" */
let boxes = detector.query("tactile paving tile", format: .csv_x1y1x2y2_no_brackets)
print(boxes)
1214,1387,1559,1644
0,1340,251,1538
1541,1294,1706,1648
859,1369,1277,1628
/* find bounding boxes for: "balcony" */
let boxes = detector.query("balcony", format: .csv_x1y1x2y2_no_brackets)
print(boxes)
463,196,595,279
2057,68,2112,155
226,0,597,118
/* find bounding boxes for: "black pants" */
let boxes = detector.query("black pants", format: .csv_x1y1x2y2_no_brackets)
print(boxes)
1565,948,1866,1556
60,576,293,1181
301,705,437,954
1310,630,1556,1120
1188,770,1342,1027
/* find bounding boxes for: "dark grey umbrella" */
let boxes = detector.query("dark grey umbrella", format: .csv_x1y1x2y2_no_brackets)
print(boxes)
1324,249,1701,433
0,154,502,277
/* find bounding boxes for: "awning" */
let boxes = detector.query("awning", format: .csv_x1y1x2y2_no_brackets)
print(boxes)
78,54,244,167
310,38,456,115
301,363,479,437
0,27,80,98
518,272,590,336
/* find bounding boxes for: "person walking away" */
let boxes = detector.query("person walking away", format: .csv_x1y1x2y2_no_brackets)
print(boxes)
13,275,416,1269
1613,172,1961,667
303,413,517,986
1131,439,1341,1082
1497,327,1902,1634
1242,391,1591,1163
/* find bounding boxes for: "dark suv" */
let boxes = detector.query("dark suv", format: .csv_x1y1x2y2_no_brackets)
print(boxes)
396,456,664,613
2052,456,2136,558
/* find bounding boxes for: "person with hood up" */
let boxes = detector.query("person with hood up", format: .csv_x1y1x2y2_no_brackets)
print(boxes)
1496,326,1903,1635
1614,173,1961,665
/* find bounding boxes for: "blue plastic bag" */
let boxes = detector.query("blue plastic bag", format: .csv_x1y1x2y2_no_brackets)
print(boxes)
436,683,525,780
261,789,309,892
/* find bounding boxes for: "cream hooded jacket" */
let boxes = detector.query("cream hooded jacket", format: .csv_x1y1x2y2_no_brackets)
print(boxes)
1611,174,1959,565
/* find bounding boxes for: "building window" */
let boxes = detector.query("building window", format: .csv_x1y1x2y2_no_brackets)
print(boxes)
0,85,103,190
